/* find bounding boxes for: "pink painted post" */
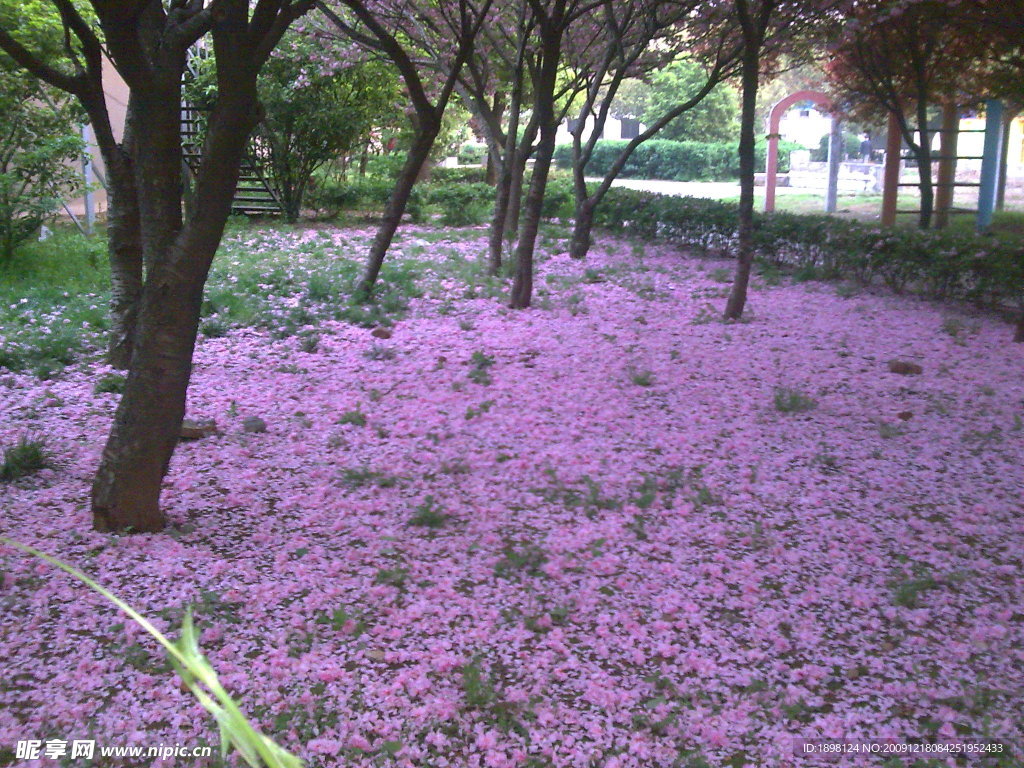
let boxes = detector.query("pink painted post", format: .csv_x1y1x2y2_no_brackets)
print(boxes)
764,90,833,213
765,131,781,212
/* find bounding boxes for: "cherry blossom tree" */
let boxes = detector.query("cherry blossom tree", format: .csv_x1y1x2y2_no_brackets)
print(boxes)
825,0,989,230
508,0,612,309
316,0,494,297
0,0,315,532
455,0,541,275
723,0,845,321
563,0,741,260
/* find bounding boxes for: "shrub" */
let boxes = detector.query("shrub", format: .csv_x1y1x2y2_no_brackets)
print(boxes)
541,176,575,219
456,143,488,165
427,182,494,226
432,166,489,184
93,372,126,394
0,73,85,260
0,435,51,481
590,187,1024,325
553,137,802,182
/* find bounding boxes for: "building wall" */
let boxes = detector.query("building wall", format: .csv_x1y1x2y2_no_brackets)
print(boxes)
65,56,129,219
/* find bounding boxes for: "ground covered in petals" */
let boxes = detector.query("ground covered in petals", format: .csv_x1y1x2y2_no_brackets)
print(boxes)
1,224,1023,768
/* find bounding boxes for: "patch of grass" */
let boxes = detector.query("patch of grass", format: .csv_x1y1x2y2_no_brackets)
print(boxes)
468,350,495,385
409,496,449,528
338,467,398,488
363,344,396,361
200,317,230,338
773,386,817,414
709,267,732,283
629,368,654,387
0,435,52,481
374,567,409,588
298,333,320,354
337,409,367,427
494,542,548,579
93,372,126,394
891,573,941,608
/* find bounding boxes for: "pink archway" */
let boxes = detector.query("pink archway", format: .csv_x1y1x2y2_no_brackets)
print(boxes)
764,90,835,213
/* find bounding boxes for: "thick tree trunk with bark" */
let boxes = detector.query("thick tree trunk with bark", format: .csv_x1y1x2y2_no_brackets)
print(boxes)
104,147,143,370
358,124,439,296
92,269,205,532
92,54,266,532
724,38,760,321
569,199,595,260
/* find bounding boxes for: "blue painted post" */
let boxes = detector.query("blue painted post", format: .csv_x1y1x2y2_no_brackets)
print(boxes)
977,99,1004,232
825,117,842,213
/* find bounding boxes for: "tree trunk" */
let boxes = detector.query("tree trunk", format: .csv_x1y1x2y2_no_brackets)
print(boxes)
724,38,760,321
996,109,1014,211
1015,310,1024,343
92,269,205,532
509,121,557,309
357,124,438,296
488,162,513,275
569,200,595,260
104,122,143,369
106,189,143,369
915,98,933,229
505,144,529,243
91,73,261,532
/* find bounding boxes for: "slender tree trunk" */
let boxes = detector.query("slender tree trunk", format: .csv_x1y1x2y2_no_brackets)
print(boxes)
505,144,529,243
357,124,439,296
509,121,557,309
487,83,525,274
359,139,370,177
485,149,498,185
105,137,143,369
106,186,143,369
915,98,933,229
489,164,513,275
79,92,144,370
724,39,761,321
1015,311,1024,343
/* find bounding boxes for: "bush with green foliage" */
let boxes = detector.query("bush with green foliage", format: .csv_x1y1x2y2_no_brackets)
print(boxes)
540,176,576,220
431,166,489,184
810,132,867,163
456,143,488,165
0,70,85,260
592,187,1024,320
427,183,494,226
554,137,802,182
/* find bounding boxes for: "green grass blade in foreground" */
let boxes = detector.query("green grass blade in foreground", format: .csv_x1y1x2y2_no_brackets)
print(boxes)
0,537,303,768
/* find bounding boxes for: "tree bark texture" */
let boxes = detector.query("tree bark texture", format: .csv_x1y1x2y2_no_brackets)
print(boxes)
724,30,761,321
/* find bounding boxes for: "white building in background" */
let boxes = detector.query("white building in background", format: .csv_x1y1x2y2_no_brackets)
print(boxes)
775,102,833,149
555,115,645,145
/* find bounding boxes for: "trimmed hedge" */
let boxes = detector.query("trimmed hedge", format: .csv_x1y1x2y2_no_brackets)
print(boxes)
553,138,803,182
592,187,1024,311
